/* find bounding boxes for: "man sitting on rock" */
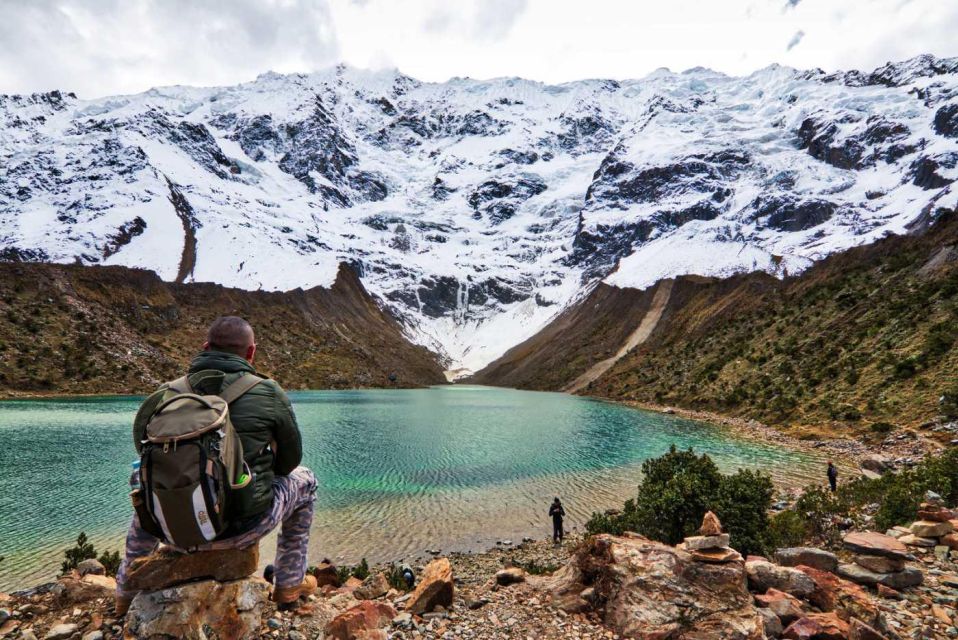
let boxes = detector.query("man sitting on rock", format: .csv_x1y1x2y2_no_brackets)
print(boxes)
115,316,318,614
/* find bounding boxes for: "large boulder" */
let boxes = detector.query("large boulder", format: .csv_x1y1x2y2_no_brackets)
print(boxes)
325,600,397,640
125,546,259,591
860,454,891,476
539,534,764,639
746,560,816,597
126,578,270,640
793,565,882,630
404,558,453,615
836,563,923,590
495,567,527,586
773,548,838,573
843,532,910,559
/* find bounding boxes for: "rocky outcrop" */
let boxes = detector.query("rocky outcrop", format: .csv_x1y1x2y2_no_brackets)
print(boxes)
746,559,816,598
539,533,764,639
404,558,454,615
126,578,270,640
125,546,258,592
839,531,924,591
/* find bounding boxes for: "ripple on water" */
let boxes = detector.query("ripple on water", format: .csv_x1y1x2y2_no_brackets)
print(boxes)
0,386,825,589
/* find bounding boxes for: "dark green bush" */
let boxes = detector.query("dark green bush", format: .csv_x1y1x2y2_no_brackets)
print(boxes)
766,510,807,549
586,446,774,556
61,532,121,576
336,557,371,584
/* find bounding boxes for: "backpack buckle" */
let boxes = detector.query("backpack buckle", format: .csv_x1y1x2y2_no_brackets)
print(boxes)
163,442,170,453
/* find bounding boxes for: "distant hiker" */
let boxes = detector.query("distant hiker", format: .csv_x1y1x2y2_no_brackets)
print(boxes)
115,316,317,614
827,460,838,492
549,497,566,543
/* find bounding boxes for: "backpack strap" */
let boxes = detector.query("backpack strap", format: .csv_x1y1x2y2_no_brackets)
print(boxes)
167,375,193,394
218,372,265,404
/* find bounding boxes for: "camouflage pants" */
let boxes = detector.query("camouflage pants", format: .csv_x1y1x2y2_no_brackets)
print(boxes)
116,466,317,597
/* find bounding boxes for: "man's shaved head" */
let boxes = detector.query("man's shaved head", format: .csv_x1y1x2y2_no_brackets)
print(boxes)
206,316,255,358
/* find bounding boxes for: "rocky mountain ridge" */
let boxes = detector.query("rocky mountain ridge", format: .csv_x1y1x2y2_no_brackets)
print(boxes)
1,55,957,376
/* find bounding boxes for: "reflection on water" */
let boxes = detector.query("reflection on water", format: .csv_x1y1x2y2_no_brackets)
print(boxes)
0,385,825,589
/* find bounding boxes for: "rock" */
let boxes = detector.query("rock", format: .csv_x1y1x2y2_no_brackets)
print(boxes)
125,545,259,591
466,597,490,610
554,592,591,614
754,588,805,624
916,504,955,522
43,624,78,640
794,565,881,629
935,545,952,561
942,533,958,550
76,559,106,577
404,558,453,615
925,490,944,505
540,534,764,639
81,631,104,640
910,519,954,537
51,572,117,605
836,563,924,590
683,534,730,551
699,511,723,536
746,560,816,597
126,577,270,640
343,576,363,591
774,547,839,573
876,584,902,599
757,607,784,638
782,612,849,640
311,560,340,588
854,555,905,573
391,612,413,628
354,573,389,600
898,534,936,547
495,567,527,586
843,531,910,559
690,547,742,563
849,618,890,640
325,601,397,640
860,454,892,475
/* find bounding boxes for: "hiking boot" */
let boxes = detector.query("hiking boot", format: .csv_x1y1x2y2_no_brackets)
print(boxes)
115,593,134,617
271,575,318,606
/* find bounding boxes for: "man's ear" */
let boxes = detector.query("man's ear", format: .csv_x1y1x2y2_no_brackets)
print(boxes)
203,341,210,350
246,344,256,363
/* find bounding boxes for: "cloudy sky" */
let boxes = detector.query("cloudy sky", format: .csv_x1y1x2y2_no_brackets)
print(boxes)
0,0,955,98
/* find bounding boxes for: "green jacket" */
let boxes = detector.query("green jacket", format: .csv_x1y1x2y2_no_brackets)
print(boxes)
133,351,303,520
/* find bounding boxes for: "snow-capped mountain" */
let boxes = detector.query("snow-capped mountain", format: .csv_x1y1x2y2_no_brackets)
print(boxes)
2,55,957,376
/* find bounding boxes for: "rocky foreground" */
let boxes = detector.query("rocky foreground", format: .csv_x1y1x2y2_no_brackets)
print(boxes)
2,508,957,640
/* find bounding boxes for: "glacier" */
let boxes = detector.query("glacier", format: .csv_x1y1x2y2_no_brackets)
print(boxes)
1,56,956,376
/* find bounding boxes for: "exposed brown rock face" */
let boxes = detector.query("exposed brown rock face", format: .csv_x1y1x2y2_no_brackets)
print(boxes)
353,573,389,601
0,262,445,396
125,546,259,592
126,578,270,640
782,612,849,640
754,588,804,624
793,565,882,630
404,558,454,615
542,534,764,639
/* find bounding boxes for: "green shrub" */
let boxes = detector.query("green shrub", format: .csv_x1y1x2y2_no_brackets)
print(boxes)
586,447,774,556
869,422,894,435
516,559,560,575
61,532,121,576
383,563,413,591
335,558,371,584
792,486,846,543
766,510,807,549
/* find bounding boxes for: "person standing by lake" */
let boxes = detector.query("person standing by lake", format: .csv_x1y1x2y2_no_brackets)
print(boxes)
115,316,318,614
549,497,566,544
827,460,838,492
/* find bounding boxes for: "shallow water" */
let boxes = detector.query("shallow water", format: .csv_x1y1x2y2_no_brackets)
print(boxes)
0,385,824,590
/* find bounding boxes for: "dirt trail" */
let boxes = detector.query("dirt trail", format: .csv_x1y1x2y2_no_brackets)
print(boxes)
564,278,674,394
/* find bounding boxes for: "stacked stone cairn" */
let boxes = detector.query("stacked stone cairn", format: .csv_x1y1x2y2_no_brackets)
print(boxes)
884,490,957,563
678,511,743,563
838,531,924,591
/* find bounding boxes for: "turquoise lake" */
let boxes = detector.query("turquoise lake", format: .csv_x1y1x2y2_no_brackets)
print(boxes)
0,386,825,590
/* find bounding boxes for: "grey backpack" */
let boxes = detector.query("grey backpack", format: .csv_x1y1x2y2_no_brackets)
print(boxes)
136,373,263,549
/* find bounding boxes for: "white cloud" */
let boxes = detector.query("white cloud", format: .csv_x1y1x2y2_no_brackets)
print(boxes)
786,30,805,51
0,0,955,97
